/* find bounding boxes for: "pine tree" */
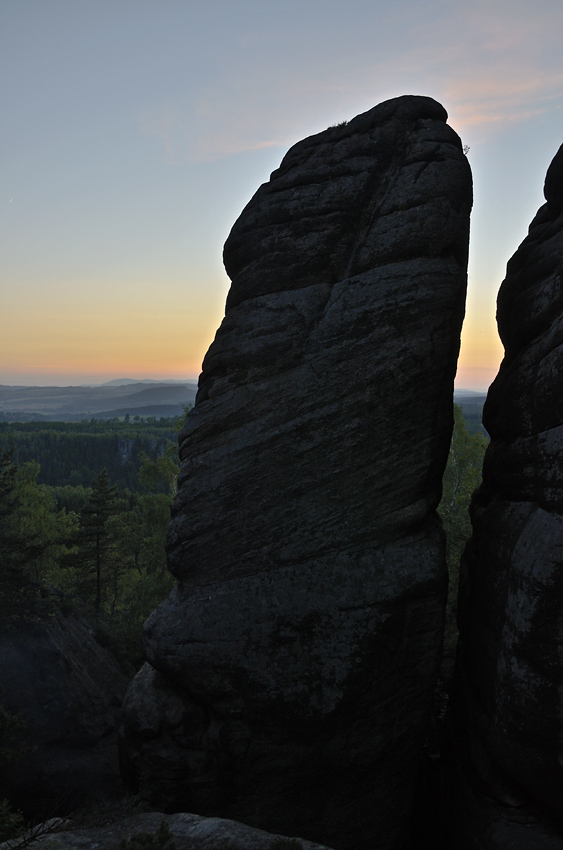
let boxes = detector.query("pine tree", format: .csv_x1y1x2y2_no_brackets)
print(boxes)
0,451,44,616
78,469,119,614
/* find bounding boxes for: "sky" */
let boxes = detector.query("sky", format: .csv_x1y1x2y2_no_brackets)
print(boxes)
1,0,562,391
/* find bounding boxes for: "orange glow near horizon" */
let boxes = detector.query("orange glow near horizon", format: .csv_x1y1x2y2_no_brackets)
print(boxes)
455,309,504,392
1,290,504,390
1,269,504,390
0,275,227,386
1,320,211,382
2,332,503,392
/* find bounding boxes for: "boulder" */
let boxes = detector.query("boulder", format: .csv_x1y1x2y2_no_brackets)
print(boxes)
120,95,472,850
448,143,563,848
0,610,133,817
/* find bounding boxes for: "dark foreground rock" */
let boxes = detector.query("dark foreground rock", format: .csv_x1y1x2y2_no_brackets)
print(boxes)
0,610,133,817
448,143,563,848
22,812,334,850
120,95,472,850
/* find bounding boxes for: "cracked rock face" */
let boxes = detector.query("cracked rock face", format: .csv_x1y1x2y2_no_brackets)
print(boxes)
119,95,472,850
449,143,563,849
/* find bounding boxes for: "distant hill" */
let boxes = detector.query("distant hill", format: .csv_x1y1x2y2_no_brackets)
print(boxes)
0,381,198,422
1,380,487,427
99,378,195,387
454,390,488,436
454,388,486,397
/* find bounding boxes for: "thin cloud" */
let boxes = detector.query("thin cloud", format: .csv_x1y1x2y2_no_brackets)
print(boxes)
137,80,350,164
136,0,563,163
410,2,563,131
137,96,287,163
445,76,563,131
137,98,198,164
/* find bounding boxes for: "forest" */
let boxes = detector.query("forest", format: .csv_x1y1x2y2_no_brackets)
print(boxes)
0,415,185,670
0,418,179,491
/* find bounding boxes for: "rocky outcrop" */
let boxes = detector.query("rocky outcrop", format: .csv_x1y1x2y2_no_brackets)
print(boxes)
0,610,133,817
119,95,472,850
33,812,335,850
448,143,563,848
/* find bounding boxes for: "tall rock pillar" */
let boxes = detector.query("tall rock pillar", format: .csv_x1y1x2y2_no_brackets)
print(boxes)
120,95,472,850
449,143,563,849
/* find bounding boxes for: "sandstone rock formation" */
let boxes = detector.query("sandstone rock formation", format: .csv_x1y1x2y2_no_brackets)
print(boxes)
449,143,563,848
0,610,133,817
119,95,472,850
33,812,335,850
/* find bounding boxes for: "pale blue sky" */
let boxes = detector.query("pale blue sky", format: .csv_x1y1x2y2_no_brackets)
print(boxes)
2,0,562,389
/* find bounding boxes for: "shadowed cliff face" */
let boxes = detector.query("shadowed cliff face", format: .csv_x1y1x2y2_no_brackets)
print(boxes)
0,612,132,817
119,95,472,850
449,143,563,849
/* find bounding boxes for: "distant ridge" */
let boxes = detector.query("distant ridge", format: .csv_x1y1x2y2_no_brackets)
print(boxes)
0,381,198,421
99,378,197,387
454,388,487,398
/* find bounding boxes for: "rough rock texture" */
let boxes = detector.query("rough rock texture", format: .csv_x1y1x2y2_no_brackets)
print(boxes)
25,812,330,850
29,812,335,850
448,143,563,848
120,95,472,850
0,610,133,817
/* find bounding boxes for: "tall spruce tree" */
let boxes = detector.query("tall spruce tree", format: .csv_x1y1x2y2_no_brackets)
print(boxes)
78,468,119,614
0,451,45,616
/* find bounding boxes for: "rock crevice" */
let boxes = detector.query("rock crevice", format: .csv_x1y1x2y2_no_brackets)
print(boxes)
449,142,563,849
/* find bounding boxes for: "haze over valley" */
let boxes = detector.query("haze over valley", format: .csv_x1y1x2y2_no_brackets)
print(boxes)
0,379,197,421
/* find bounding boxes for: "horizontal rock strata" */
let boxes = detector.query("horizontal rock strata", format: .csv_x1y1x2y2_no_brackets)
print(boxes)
449,143,563,849
120,95,472,850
